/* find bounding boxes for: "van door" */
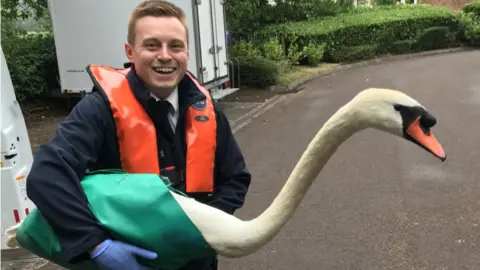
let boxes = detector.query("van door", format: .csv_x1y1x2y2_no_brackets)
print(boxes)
196,0,217,85
211,0,228,81
0,47,36,249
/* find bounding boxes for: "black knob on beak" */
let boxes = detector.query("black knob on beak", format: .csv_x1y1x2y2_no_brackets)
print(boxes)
420,113,436,129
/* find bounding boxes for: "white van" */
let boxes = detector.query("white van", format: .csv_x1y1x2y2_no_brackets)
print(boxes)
48,0,240,101
0,46,37,250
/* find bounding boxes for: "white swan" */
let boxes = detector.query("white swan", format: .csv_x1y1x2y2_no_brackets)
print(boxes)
167,87,446,257
5,88,446,261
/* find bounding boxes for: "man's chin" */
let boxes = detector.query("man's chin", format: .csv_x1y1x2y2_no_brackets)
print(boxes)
150,76,175,86
149,82,178,96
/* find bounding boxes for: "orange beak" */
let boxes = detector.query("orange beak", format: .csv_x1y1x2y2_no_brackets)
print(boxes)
406,116,446,161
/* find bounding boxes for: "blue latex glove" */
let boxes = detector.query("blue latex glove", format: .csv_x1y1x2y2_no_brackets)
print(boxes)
90,239,157,270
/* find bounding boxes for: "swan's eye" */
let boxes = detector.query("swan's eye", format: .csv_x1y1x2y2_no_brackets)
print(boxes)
393,104,404,112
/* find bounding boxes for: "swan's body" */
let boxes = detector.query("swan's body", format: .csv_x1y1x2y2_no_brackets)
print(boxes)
6,88,446,261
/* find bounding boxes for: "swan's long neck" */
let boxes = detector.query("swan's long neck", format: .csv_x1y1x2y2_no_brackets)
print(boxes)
241,103,364,253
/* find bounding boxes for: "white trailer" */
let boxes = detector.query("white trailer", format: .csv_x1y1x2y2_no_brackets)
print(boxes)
48,0,239,101
0,47,37,250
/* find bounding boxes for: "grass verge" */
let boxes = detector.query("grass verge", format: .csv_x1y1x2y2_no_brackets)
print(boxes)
278,64,339,86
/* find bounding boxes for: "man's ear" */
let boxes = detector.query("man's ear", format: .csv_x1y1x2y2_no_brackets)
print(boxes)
124,42,134,61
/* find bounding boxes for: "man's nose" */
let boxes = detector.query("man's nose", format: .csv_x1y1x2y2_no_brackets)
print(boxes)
157,46,172,60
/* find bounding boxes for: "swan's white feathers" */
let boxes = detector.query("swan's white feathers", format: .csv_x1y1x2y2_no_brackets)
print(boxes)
355,88,424,108
171,192,254,257
351,88,425,136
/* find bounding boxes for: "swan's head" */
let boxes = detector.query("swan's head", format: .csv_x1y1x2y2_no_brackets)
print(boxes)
351,88,446,161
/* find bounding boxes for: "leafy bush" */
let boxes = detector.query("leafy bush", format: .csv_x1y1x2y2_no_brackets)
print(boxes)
462,1,480,16
224,0,266,42
2,30,59,102
228,40,262,57
236,55,280,88
299,42,326,65
414,26,457,50
376,0,397,5
260,37,292,72
284,37,305,66
262,38,285,62
224,0,352,41
255,5,460,63
458,12,480,45
260,0,351,24
459,2,480,46
229,35,325,71
387,39,417,54
326,44,377,62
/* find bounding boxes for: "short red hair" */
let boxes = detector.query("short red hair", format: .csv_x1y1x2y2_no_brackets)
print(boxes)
127,0,188,45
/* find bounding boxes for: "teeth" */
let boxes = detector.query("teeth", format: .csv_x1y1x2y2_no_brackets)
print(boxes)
153,67,175,73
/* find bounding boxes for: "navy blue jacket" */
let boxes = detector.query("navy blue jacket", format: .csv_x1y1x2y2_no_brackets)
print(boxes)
26,67,251,269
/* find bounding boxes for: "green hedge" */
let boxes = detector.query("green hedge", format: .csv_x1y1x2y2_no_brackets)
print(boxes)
458,11,480,45
227,38,326,88
456,2,480,46
234,55,280,88
224,0,352,42
255,5,460,63
462,1,480,16
327,44,377,62
2,31,59,102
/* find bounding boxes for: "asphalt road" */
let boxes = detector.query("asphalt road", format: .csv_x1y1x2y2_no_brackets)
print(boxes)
219,50,480,270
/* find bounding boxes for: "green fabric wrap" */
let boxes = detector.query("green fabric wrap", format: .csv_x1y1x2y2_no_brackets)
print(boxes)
14,170,216,270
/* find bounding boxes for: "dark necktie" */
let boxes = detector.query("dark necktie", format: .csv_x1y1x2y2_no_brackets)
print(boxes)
157,100,174,140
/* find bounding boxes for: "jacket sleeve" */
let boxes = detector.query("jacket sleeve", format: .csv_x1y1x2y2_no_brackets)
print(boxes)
26,92,109,263
207,108,252,215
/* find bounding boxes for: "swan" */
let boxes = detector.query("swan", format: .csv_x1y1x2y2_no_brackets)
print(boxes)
5,87,446,268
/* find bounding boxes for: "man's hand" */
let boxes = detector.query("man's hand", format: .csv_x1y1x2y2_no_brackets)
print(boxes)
90,239,157,270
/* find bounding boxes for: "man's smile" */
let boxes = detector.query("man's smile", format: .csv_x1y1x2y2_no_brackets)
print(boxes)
152,67,176,74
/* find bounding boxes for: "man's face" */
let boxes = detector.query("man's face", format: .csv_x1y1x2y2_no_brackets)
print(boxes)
125,16,189,98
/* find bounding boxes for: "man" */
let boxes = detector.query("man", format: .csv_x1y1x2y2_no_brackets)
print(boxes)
25,1,251,269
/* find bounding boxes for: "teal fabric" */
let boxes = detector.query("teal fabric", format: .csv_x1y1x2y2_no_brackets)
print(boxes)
15,170,216,270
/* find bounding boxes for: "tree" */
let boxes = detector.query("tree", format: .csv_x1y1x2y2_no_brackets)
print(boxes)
1,0,48,20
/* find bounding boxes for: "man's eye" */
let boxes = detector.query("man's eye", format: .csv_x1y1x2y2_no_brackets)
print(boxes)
145,43,157,49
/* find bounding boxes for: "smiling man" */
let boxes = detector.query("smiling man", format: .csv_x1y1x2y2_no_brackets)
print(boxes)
125,2,189,100
25,1,252,270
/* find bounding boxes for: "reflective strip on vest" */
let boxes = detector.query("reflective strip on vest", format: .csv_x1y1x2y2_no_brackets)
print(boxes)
86,64,216,193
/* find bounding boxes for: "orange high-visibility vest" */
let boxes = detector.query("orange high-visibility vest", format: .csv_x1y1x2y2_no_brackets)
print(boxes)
86,64,216,193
